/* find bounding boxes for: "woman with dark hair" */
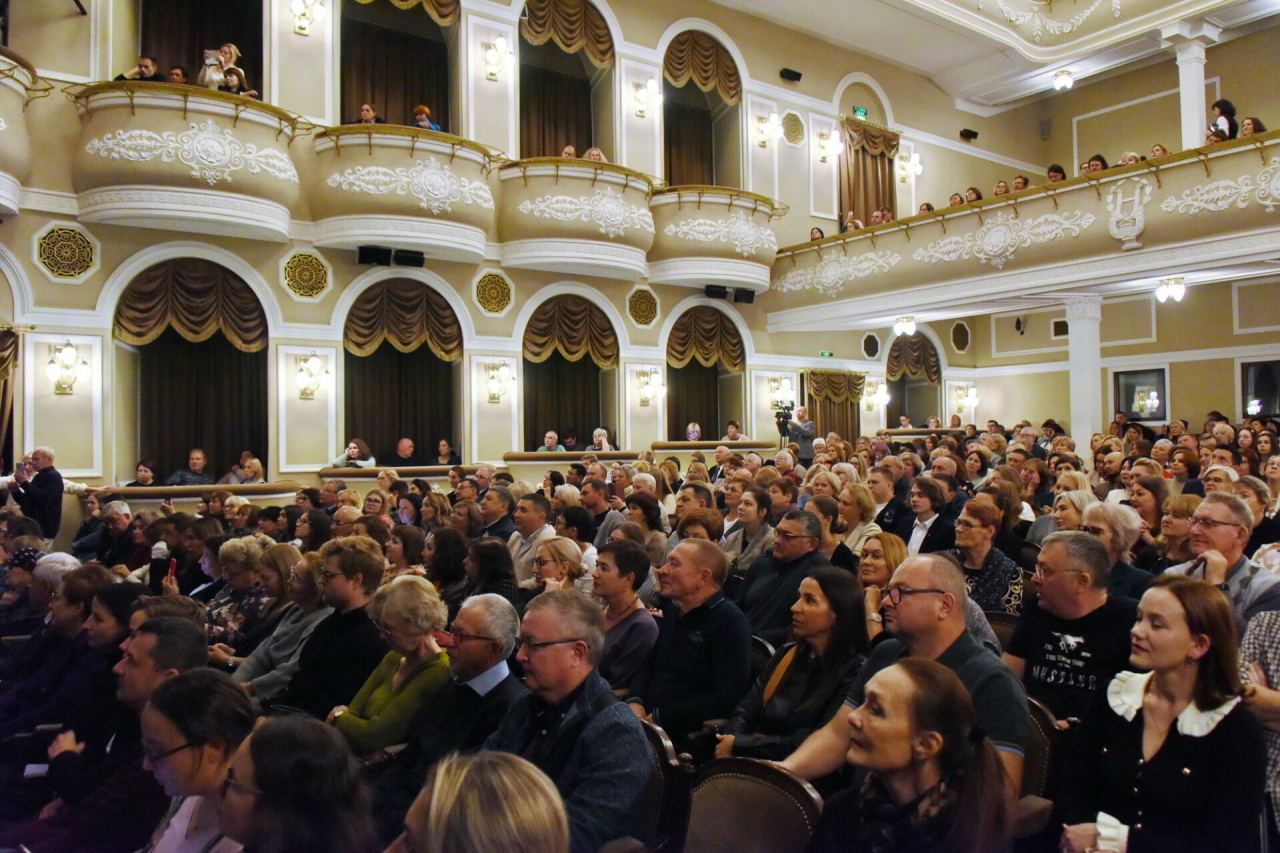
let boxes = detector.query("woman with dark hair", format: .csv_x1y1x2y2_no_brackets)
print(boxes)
1242,116,1268,136
385,524,427,584
395,492,423,528
423,527,467,622
1019,457,1055,512
807,495,858,572
722,486,777,579
212,542,302,666
447,500,484,540
1059,576,1265,853
807,658,1010,853
622,491,670,567
1129,474,1169,570
435,439,461,466
127,460,160,487
463,537,521,611
964,447,991,490
409,478,432,498
294,509,332,553
593,540,658,690
218,715,378,853
140,669,255,853
420,491,451,534
295,488,322,511
1169,447,1204,497
964,186,983,202
1211,97,1239,139
216,65,258,98
333,439,377,469
719,568,867,766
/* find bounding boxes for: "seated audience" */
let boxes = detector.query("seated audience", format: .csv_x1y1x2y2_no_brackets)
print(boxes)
1082,502,1155,600
721,486,776,580
1242,116,1267,136
806,658,1010,853
164,448,216,486
946,501,1023,614
1058,575,1265,853
488,589,650,853
592,540,658,689
806,495,858,572
0,545,44,636
114,55,165,81
463,536,521,610
735,510,834,638
410,104,441,131
904,476,957,555
622,491,669,566
204,533,273,649
333,439,377,468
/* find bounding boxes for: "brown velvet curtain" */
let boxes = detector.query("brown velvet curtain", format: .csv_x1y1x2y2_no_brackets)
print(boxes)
886,333,941,383
343,278,462,361
666,363,719,441
523,296,618,369
341,17,450,129
523,353,602,452
141,0,263,96
838,118,899,230
139,327,268,481
666,307,744,372
520,0,613,68
0,331,18,473
662,31,740,106
345,345,456,463
519,63,593,158
347,0,459,27
805,370,865,442
114,259,268,354
664,100,714,186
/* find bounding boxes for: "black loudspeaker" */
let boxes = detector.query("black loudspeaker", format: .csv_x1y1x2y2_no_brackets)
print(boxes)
393,249,425,268
780,68,802,82
357,245,393,266
704,285,729,299
960,128,979,141
733,288,755,304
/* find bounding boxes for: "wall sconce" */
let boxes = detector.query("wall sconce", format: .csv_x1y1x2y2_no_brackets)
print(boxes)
483,37,511,81
818,132,841,163
1248,399,1264,416
290,0,326,35
46,340,90,395
1133,387,1160,418
487,361,513,403
633,77,662,118
954,384,979,413
295,351,331,400
637,367,665,406
1054,70,1074,91
864,380,890,411
892,317,916,337
897,151,922,182
757,112,783,147
1155,277,1186,303
768,376,795,408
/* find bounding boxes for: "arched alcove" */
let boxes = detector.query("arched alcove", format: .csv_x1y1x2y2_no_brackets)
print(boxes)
662,30,741,188
885,331,942,427
343,278,463,463
115,258,269,480
141,0,263,95
340,0,455,128
664,305,745,440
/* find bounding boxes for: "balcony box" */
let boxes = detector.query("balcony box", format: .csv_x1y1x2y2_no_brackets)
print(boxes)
312,126,496,264
72,83,303,241
497,159,656,280
0,51,40,215
648,187,785,292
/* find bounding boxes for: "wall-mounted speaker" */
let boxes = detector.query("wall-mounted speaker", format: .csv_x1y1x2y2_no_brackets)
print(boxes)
357,245,393,266
704,285,729,299
780,68,802,82
959,128,979,141
393,249,425,268
733,288,755,304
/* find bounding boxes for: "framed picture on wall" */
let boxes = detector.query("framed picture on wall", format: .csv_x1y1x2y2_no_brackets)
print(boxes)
1113,368,1167,422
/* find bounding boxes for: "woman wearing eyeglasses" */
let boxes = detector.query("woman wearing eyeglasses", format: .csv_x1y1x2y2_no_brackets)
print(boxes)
1081,502,1154,600
327,576,451,761
945,501,1023,614
140,669,255,853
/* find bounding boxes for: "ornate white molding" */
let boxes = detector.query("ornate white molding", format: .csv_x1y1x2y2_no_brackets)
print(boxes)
517,187,654,239
661,211,778,257
1159,157,1280,215
912,210,1096,270
771,250,902,297
978,0,1117,43
0,117,7,132
0,172,22,217
1064,296,1103,321
311,215,487,263
76,186,291,242
648,257,772,292
84,119,298,186
32,221,100,285
20,188,79,216
501,238,648,280
1107,177,1152,251
324,157,493,214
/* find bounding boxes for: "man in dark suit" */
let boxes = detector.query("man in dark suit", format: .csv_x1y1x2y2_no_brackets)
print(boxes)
869,466,912,539
734,510,834,640
371,594,527,844
12,447,64,540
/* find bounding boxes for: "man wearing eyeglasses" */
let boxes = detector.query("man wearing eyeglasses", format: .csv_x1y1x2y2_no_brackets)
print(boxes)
734,510,833,639
1165,491,1280,628
778,554,1028,809
371,594,527,845
487,589,651,853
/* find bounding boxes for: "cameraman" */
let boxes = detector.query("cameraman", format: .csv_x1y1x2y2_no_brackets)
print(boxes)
785,405,817,468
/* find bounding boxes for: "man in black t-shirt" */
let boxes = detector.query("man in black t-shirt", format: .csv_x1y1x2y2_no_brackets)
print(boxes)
1003,531,1138,721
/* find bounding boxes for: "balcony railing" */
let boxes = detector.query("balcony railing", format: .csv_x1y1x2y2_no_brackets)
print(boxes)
649,186,787,292
0,49,48,215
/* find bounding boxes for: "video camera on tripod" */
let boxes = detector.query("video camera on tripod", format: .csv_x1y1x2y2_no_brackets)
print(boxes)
775,404,793,437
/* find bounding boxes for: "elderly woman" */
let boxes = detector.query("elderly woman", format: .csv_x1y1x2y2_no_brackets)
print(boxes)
685,423,702,442
720,475,750,538
210,542,301,666
1059,576,1265,853
800,469,841,510
947,500,1023,614
590,427,613,451
1081,502,1154,600
722,486,777,578
328,575,450,759
1232,475,1280,558
838,483,881,558
206,534,275,649
593,540,659,690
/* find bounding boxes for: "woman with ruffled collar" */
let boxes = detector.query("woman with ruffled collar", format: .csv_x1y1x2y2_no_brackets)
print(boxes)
1059,574,1266,853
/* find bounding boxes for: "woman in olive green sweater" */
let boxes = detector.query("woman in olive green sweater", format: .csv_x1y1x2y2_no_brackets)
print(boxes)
327,575,451,758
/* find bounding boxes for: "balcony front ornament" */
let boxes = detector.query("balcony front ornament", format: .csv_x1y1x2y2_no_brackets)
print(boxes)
517,187,654,239
282,251,329,300
325,157,494,214
1107,177,1152,251
912,209,1095,270
663,211,778,257
84,119,298,186
1159,156,1280,216
772,250,902,297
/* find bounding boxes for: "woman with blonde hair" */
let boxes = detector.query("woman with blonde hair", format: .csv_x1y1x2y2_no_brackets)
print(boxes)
377,468,401,492
1149,493,1201,572
685,462,711,485
523,536,588,598
363,488,393,521
753,466,782,489
838,484,882,558
831,462,860,489
336,488,361,509
801,469,841,509
394,751,568,853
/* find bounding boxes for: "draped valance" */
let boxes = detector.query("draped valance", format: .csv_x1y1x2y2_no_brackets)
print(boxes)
114,259,268,353
523,295,618,368
0,331,19,380
663,31,741,106
520,0,614,68
343,279,463,361
804,370,865,403
842,117,899,157
348,0,459,27
666,306,744,373
886,333,941,383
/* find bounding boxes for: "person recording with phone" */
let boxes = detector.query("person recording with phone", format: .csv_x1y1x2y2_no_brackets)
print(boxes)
197,43,242,91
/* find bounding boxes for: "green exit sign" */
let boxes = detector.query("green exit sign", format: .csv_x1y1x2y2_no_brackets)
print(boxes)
853,107,868,118
819,351,834,357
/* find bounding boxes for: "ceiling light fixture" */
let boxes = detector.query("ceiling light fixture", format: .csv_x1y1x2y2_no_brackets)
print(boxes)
1155,277,1186,303
1054,70,1074,91
892,317,916,337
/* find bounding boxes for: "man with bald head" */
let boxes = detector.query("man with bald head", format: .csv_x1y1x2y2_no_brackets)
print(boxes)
12,446,63,539
1094,452,1125,500
332,505,361,537
778,554,1028,804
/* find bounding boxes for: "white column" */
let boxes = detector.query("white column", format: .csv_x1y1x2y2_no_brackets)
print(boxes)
1065,297,1103,440
1161,21,1221,152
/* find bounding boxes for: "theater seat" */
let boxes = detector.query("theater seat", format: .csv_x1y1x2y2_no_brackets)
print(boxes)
684,757,822,853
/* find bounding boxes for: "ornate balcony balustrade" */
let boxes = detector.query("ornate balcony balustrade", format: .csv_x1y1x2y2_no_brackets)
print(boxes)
648,186,786,292
0,49,46,215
